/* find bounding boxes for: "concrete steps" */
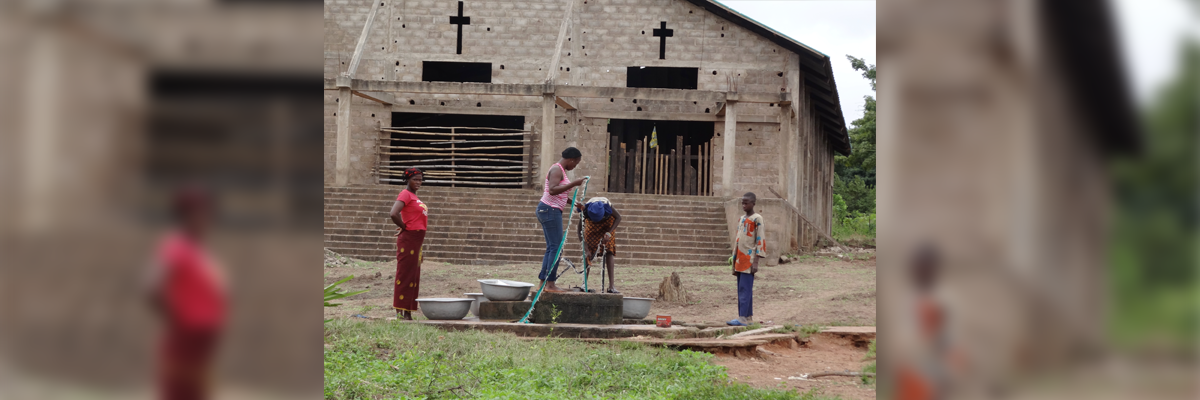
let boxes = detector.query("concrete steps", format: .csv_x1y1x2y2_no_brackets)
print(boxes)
324,185,732,266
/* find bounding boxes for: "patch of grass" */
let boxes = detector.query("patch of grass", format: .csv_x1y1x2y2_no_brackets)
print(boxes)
798,324,824,337
860,339,877,385
777,323,821,335
324,320,827,399
860,362,876,385
800,388,848,400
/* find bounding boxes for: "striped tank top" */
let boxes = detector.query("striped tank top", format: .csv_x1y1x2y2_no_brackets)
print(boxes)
540,163,571,210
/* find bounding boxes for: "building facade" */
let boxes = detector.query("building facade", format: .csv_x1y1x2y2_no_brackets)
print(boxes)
324,0,851,257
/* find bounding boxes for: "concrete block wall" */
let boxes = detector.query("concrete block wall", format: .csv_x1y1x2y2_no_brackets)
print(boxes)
322,0,797,125
722,198,795,266
323,93,390,185
324,0,793,87
710,121,787,197
552,113,610,191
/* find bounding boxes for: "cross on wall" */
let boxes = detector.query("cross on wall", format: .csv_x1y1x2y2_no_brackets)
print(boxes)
448,1,471,54
652,21,673,60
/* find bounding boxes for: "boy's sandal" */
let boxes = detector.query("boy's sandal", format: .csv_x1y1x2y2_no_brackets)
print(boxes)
605,288,621,294
726,319,748,327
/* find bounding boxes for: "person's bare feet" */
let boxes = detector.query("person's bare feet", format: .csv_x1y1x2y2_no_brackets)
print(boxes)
398,311,413,320
544,281,566,292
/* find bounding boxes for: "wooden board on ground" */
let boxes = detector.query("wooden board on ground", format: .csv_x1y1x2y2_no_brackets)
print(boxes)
576,337,767,350
697,326,750,337
726,325,784,338
818,326,876,348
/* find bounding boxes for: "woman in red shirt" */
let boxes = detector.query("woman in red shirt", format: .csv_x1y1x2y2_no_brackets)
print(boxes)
148,185,227,400
389,168,429,320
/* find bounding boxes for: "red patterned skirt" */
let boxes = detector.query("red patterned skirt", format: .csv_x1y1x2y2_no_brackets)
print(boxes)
394,229,426,311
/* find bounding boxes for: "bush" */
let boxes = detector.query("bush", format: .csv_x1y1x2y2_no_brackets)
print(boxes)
833,175,875,216
324,276,368,323
832,194,876,247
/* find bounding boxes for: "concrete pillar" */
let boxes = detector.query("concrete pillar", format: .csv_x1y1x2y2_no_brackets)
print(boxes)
779,106,792,199
540,92,557,179
335,86,352,185
721,100,737,197
21,26,61,232
787,64,804,209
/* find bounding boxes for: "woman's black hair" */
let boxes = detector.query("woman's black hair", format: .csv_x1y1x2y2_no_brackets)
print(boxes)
562,147,582,159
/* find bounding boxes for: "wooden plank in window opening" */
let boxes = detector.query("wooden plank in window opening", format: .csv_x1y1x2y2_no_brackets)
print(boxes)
609,136,619,192
625,148,635,193
697,143,703,196
619,142,628,193
685,145,693,195
675,136,684,195
634,139,644,194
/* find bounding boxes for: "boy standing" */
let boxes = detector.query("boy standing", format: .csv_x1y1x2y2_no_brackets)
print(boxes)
729,192,766,326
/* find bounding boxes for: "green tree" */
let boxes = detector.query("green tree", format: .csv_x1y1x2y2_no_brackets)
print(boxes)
834,55,877,215
1109,39,1198,351
834,174,875,216
838,55,876,184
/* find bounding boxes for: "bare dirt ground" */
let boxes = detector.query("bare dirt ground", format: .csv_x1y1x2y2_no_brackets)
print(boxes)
324,250,876,398
323,251,876,326
712,334,876,400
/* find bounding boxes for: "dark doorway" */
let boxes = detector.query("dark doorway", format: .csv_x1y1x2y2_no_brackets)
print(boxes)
422,61,492,83
606,119,714,195
626,67,698,90
386,113,526,189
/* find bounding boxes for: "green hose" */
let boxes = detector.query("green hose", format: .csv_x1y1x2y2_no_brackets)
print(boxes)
519,176,590,324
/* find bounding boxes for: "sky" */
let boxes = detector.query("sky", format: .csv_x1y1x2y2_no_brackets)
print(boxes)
1109,0,1197,107
718,0,877,124
720,0,1195,123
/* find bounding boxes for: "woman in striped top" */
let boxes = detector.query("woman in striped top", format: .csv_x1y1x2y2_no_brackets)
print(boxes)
535,147,586,292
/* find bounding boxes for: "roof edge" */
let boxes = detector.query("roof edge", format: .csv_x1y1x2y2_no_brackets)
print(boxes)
683,0,828,59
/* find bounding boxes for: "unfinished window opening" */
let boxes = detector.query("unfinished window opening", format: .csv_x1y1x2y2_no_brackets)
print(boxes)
148,71,322,228
605,119,715,196
421,61,491,83
383,112,527,189
626,67,697,90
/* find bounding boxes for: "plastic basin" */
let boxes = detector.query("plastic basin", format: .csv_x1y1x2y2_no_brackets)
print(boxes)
478,279,534,301
464,293,488,317
416,298,473,320
622,297,654,319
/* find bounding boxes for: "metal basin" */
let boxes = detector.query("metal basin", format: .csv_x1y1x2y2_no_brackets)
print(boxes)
464,293,488,317
416,298,473,320
622,297,654,319
478,279,534,301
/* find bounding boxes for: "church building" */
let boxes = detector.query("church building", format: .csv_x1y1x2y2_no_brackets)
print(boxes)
324,0,850,265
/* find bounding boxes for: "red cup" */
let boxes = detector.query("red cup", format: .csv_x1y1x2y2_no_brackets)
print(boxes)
656,315,672,328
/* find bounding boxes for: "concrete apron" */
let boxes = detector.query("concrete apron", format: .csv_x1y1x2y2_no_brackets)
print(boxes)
418,319,700,339
476,291,623,325
409,321,871,355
